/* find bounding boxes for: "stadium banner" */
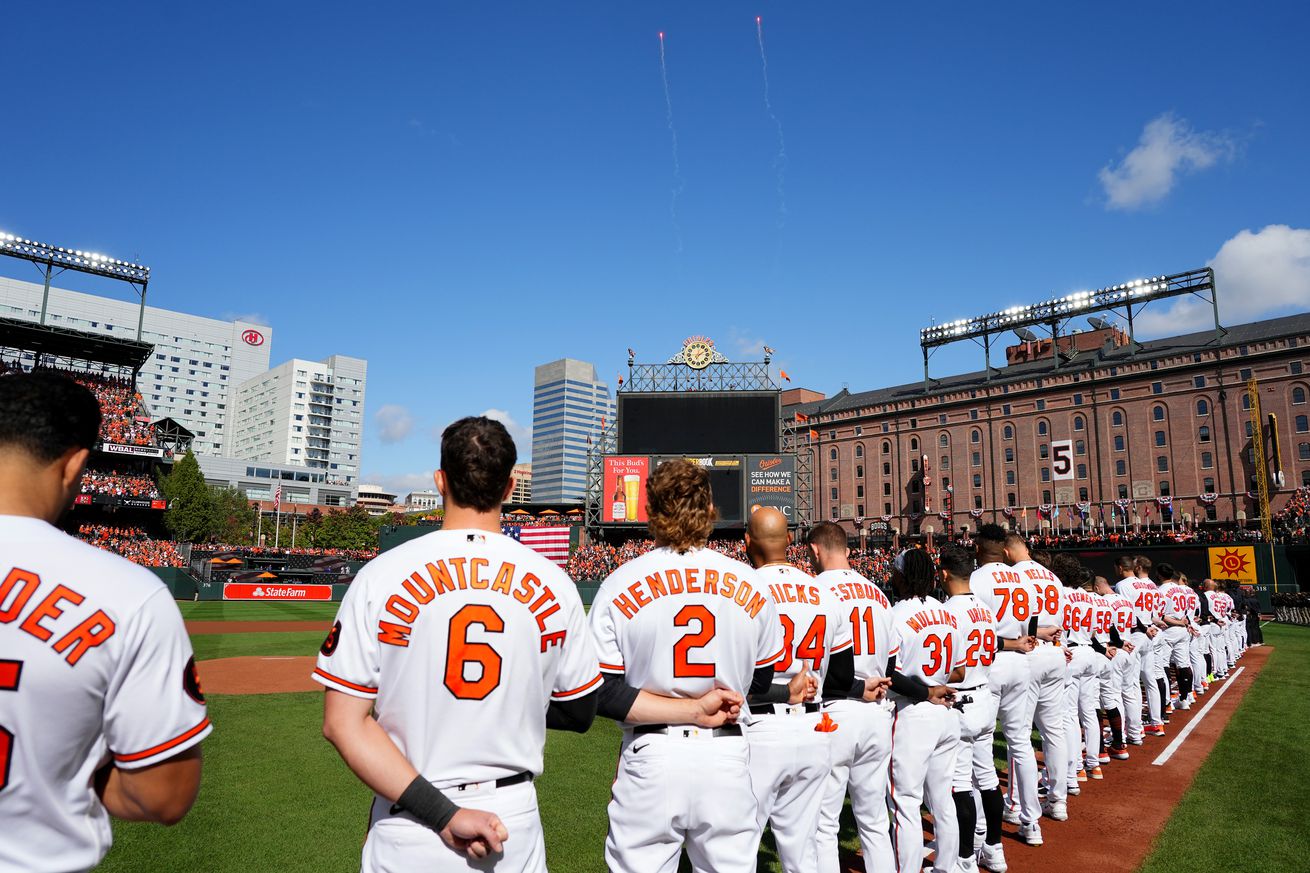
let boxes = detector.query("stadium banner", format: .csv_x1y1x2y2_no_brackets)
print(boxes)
72,494,168,510
746,454,796,522
100,443,165,458
223,582,333,601
1208,545,1258,584
603,456,651,523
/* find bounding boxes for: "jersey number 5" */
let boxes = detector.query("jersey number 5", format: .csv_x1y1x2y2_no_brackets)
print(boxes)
0,660,21,791
445,605,504,700
673,605,716,678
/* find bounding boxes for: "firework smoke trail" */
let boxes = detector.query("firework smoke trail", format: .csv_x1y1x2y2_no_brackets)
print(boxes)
658,31,684,254
755,16,788,229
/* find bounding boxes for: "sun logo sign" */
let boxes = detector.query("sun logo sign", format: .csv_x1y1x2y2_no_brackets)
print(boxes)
1208,546,1257,583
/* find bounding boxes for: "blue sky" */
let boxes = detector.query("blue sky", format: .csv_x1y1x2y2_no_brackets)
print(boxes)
3,2,1308,494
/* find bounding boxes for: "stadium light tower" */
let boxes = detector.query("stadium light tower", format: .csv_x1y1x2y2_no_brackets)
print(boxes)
917,267,1220,390
0,232,151,340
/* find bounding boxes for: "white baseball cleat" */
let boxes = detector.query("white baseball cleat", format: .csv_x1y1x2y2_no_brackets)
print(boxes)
954,858,980,873
1042,798,1068,821
1002,806,1021,825
1018,821,1044,846
1066,782,1081,796
1178,697,1192,710
977,841,1008,873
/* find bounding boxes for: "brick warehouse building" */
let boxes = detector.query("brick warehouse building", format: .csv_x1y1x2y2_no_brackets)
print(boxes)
785,312,1310,536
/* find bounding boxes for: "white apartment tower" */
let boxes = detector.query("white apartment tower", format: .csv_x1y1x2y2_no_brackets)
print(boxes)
230,355,367,485
0,275,270,456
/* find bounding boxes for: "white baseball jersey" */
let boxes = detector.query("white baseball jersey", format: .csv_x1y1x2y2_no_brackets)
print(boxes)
1013,559,1064,630
1061,588,1099,646
1204,590,1225,625
1158,581,1191,624
1137,575,1166,623
757,564,852,685
1215,592,1235,622
1116,577,1158,630
944,592,997,688
889,595,964,685
1106,590,1136,640
816,568,895,680
589,546,783,701
0,516,210,873
1180,588,1201,624
313,529,599,790
969,561,1038,638
1090,592,1118,645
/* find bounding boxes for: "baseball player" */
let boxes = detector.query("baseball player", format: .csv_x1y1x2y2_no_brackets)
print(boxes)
1183,580,1208,700
1136,557,1174,728
940,543,1017,873
808,521,897,873
1051,555,1107,785
0,372,208,873
1096,575,1138,759
1215,583,1239,674
1090,576,1131,760
1154,563,1197,711
1003,531,1070,821
1114,556,1164,739
589,459,783,873
888,548,963,873
316,416,601,872
743,509,855,873
967,525,1043,842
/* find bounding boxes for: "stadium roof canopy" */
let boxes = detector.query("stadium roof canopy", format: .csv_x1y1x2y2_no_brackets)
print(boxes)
0,315,153,372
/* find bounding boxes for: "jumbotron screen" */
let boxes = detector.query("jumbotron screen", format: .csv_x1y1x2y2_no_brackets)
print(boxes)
617,391,779,455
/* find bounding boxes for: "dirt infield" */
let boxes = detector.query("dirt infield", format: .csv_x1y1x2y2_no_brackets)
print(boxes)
186,621,330,635
199,656,320,694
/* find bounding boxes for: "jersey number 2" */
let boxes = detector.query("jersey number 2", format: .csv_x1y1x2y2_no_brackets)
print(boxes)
673,605,716,678
0,660,21,791
445,605,504,700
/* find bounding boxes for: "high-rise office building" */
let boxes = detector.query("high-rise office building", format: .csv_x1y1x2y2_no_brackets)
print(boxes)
0,275,270,456
531,359,613,503
229,355,367,485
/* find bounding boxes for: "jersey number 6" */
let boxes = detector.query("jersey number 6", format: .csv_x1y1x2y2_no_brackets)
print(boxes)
673,605,716,678
445,605,504,700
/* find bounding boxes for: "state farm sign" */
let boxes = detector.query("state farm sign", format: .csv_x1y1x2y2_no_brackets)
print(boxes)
223,582,332,601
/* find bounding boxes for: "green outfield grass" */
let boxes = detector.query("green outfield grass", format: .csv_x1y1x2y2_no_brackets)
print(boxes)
191,630,326,662
104,621,1301,873
1139,623,1310,873
178,601,340,622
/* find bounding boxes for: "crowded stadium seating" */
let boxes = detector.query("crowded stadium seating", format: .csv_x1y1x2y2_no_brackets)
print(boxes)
76,524,185,568
0,361,155,447
79,468,161,499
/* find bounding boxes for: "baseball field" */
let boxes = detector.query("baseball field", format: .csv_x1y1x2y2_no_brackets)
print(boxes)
97,604,1309,873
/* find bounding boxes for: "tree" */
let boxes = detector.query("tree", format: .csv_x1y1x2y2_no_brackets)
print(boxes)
159,450,215,543
212,487,257,545
315,505,379,550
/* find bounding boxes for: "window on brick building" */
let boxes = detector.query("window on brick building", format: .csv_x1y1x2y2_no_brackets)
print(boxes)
1116,459,1127,475
1005,447,1015,462
1295,386,1307,405
1075,439,1086,455
830,468,838,481
974,495,983,509
941,455,950,470
1036,400,1047,411
1112,410,1123,426
1197,398,1209,416
1300,443,1310,461
1110,388,1120,400
1003,424,1014,439
1072,393,1083,406
939,414,947,425
884,482,892,496
939,433,949,447
1006,470,1016,485
1118,484,1129,499
1304,470,1310,487
1042,489,1052,504
1299,415,1310,433
882,441,891,455
1041,468,1050,482
973,474,982,488
884,502,892,514
1008,492,1017,506
883,462,891,475
1292,362,1304,375
1157,456,1169,472
1077,463,1087,479
1199,425,1211,443
1204,477,1215,492
1114,435,1125,451
1037,420,1048,435
856,485,864,498
971,429,981,444
1153,405,1165,421
1073,415,1085,431
1039,444,1049,459
830,448,838,460
1239,368,1251,380
1152,382,1163,395
1159,481,1171,497
857,464,864,478
1202,451,1214,468
855,443,864,457
910,437,919,451
1155,430,1167,447
971,451,981,466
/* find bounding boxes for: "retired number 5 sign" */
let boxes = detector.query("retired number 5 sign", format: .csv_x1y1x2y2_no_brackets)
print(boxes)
1051,439,1074,480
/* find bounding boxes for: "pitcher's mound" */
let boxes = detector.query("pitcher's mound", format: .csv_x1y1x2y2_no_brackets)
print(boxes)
200,656,320,695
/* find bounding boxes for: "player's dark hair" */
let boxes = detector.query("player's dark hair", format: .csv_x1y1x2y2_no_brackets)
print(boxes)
975,523,1007,557
1051,553,1088,589
0,372,101,462
805,521,848,554
1134,555,1152,575
901,548,936,599
646,459,716,553
1114,555,1136,576
937,543,974,581
1153,562,1177,583
439,416,517,512
1031,549,1052,568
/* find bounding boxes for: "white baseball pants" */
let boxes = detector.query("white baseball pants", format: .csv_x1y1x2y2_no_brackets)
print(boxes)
816,699,894,873
1025,643,1070,804
952,687,1000,792
890,696,960,873
746,708,831,873
989,651,1041,824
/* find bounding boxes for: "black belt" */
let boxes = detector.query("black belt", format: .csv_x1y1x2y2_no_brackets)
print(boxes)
748,701,822,715
388,772,532,815
633,724,743,737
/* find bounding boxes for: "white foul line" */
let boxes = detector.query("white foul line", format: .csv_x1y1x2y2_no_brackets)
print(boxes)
1152,666,1246,767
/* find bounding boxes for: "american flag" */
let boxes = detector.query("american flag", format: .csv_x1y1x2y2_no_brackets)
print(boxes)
505,525,571,567
274,484,282,510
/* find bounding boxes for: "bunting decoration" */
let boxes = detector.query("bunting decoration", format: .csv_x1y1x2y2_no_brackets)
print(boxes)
1198,492,1219,504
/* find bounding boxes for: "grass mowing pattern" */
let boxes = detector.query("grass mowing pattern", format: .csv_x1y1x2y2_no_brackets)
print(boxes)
179,601,340,622
1139,624,1310,873
192,631,326,662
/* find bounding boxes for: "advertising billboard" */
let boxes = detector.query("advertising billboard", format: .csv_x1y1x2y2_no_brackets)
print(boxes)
746,455,796,522
223,582,333,601
603,456,651,523
618,392,779,455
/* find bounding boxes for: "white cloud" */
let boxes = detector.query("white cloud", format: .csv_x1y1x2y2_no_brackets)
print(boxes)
374,404,415,444
480,408,533,455
1099,113,1235,210
365,471,437,497
1133,225,1310,335
727,327,766,358
224,311,270,325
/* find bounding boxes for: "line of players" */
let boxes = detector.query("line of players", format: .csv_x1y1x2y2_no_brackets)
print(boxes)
312,426,1252,873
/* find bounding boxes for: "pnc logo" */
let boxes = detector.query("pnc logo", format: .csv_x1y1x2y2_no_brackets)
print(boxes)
758,458,782,470
241,329,265,346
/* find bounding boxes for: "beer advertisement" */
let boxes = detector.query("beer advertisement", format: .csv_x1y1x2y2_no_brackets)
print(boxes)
602,456,651,523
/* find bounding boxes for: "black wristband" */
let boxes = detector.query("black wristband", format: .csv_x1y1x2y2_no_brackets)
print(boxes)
395,776,459,833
